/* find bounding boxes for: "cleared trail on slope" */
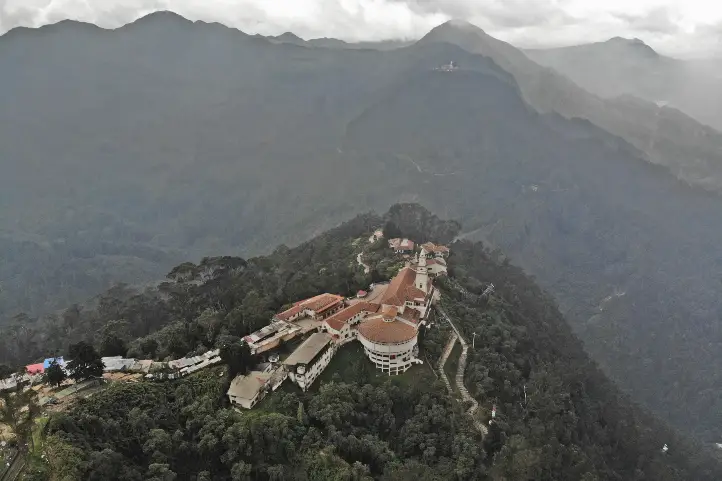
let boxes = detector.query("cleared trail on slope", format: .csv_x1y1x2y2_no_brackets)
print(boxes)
436,305,488,436
438,332,458,394
356,253,370,274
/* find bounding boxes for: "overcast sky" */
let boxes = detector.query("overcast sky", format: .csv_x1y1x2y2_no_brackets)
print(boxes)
0,0,720,57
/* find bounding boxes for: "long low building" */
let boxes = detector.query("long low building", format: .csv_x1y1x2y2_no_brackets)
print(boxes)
244,320,302,354
283,332,335,391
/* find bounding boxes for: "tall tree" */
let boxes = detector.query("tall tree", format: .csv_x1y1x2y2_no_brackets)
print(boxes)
219,337,256,379
99,334,127,357
44,359,67,388
66,341,104,381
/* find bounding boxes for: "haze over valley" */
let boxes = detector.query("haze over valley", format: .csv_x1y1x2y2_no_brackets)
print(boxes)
3,4,722,462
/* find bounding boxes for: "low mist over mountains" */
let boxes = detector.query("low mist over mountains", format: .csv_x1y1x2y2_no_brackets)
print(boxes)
527,38,722,132
3,11,722,441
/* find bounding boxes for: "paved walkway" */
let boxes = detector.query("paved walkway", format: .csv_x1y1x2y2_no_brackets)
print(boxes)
436,305,488,436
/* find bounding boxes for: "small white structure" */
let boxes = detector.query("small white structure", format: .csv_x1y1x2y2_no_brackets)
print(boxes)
283,332,335,391
244,320,302,355
227,371,274,409
369,229,384,243
227,368,287,409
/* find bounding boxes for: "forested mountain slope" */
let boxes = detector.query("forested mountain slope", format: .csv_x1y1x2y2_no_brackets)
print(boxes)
526,38,722,131
23,206,722,481
418,21,722,192
4,13,722,440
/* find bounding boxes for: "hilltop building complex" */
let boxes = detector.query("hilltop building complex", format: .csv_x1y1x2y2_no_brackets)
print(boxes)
227,233,450,408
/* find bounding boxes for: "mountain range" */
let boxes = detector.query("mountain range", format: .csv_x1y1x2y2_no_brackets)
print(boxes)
526,37,722,132
3,11,722,441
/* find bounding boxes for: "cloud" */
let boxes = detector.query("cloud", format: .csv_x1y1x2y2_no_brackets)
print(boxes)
0,0,720,57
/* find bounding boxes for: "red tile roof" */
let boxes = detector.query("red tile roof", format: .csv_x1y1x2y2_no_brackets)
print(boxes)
381,267,416,306
275,293,344,320
380,267,428,307
275,304,304,321
399,307,422,324
421,242,450,254
358,315,418,344
303,293,344,313
325,302,381,331
325,303,362,331
380,305,398,318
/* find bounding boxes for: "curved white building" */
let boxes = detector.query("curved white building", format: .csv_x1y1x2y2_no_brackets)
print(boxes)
357,314,420,374
356,259,434,375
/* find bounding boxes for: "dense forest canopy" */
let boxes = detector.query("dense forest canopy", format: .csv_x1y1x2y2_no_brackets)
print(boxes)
9,205,722,481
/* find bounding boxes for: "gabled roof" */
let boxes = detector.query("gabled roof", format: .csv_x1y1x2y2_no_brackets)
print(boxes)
380,267,428,307
275,293,344,320
421,242,450,254
388,238,415,251
325,303,369,331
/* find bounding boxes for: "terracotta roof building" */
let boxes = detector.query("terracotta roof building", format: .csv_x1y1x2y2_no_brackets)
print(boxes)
274,293,344,322
357,312,421,375
388,238,415,253
356,260,433,375
357,315,418,344
323,302,380,343
420,242,450,258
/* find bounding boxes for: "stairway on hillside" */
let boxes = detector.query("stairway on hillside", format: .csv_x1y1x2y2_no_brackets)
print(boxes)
436,305,488,436
438,332,458,394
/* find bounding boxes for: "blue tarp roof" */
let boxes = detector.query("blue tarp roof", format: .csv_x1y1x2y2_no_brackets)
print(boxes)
43,357,64,368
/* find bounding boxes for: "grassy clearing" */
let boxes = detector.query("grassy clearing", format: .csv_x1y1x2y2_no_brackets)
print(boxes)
31,415,49,456
317,342,436,390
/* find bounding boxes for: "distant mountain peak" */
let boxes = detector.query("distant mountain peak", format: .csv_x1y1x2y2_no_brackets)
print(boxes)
431,19,487,36
272,32,307,45
445,19,481,30
276,32,303,41
124,10,194,29
605,36,658,55
417,19,492,50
